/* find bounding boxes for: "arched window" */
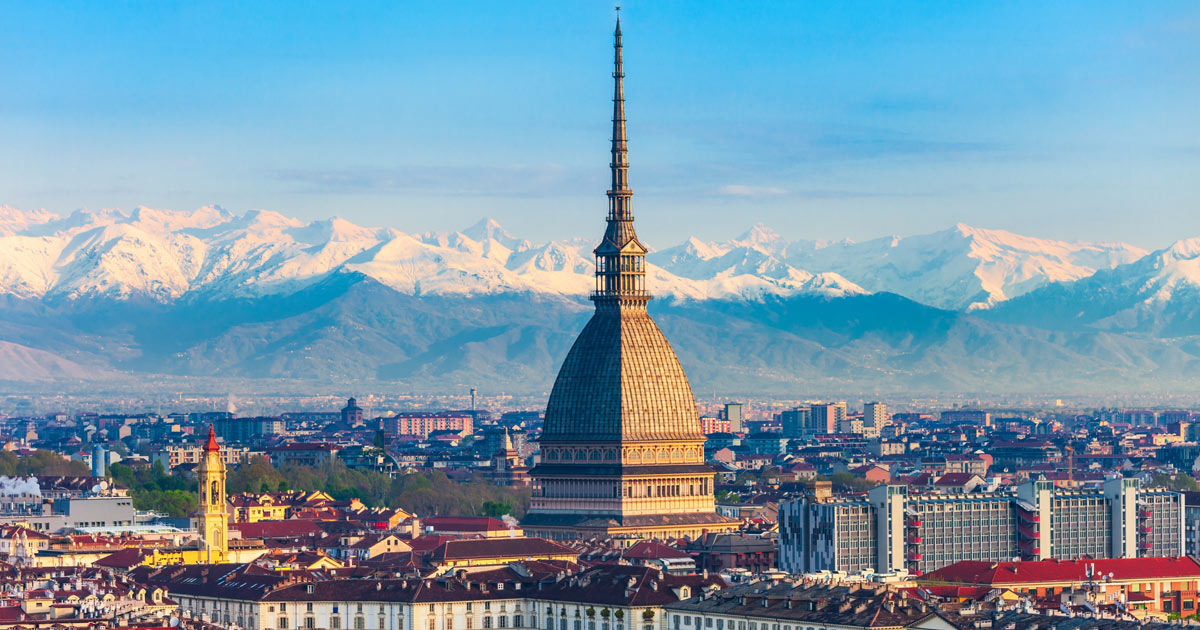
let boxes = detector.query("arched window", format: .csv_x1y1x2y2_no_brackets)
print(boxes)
211,480,220,505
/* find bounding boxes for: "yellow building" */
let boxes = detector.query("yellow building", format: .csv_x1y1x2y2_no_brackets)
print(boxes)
195,425,229,563
229,493,289,523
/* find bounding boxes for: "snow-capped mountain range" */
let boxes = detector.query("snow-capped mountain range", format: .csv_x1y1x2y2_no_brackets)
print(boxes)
0,205,1171,310
1,204,1198,392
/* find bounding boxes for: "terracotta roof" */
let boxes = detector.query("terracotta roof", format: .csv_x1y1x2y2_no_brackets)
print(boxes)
934,473,979,485
95,547,152,569
233,520,325,539
623,540,690,560
923,557,1200,586
430,537,577,562
423,516,511,532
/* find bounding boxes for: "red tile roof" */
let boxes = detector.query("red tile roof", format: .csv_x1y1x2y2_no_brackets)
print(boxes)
233,520,325,539
623,540,690,560
430,537,577,562
923,557,1200,586
422,516,511,532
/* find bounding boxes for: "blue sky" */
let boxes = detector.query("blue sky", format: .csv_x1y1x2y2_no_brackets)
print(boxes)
1,1,1198,248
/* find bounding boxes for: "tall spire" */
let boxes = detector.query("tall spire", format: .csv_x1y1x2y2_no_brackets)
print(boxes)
610,12,629,217
593,10,648,306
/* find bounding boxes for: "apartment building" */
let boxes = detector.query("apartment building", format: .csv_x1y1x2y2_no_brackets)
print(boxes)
779,477,1184,576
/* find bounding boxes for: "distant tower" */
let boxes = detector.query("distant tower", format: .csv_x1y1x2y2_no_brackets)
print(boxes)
195,426,228,561
492,428,529,486
91,443,106,478
341,397,364,426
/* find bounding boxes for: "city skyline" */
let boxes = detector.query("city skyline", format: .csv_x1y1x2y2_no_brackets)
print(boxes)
2,2,1198,248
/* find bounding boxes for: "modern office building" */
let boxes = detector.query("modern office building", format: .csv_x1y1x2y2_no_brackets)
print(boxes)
779,478,1184,576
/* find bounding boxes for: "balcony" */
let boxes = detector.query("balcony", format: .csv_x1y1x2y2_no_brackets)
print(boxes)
907,536,922,544
1139,540,1153,549
1140,526,1153,534
1016,510,1040,523
1138,510,1153,519
1018,524,1039,539
906,519,922,528
907,552,922,560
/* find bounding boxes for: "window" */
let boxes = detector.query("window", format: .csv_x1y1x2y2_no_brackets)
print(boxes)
280,619,289,629
355,617,366,630
429,619,436,630
546,618,554,630
332,618,342,630
308,604,314,613
485,618,494,629
468,617,474,630
500,617,509,629
282,605,289,612
515,616,523,627
305,618,315,629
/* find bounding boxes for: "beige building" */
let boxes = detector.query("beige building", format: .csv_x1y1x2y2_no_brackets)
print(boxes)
521,17,737,542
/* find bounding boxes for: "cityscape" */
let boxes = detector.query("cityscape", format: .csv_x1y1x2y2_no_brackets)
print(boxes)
1,4,1199,630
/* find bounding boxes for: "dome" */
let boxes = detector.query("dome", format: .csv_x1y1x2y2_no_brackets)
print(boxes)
542,305,703,443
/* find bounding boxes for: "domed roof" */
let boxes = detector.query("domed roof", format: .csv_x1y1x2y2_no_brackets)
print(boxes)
542,305,703,443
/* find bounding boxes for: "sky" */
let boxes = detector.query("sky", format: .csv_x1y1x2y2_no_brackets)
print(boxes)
1,1,1198,249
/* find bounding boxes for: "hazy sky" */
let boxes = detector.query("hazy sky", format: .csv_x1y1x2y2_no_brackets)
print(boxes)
2,1,1198,249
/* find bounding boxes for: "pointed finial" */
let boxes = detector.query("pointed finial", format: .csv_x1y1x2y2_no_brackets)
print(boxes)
204,424,220,453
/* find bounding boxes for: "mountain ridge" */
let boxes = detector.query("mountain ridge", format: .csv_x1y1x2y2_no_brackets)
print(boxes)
0,204,1197,392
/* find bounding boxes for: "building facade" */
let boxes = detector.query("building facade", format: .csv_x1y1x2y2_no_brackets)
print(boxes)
780,477,1184,576
522,17,737,542
388,412,474,440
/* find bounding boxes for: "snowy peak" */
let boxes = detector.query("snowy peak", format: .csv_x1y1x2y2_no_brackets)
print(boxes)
0,205,1182,312
790,223,1148,310
732,222,787,255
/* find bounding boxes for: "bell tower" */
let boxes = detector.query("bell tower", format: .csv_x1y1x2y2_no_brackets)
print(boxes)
195,425,229,561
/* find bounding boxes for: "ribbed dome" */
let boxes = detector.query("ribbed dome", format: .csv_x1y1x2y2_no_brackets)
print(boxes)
542,305,703,443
